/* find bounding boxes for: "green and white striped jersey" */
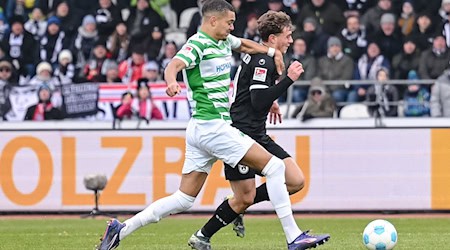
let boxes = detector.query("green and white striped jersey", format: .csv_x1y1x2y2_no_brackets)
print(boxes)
174,31,241,121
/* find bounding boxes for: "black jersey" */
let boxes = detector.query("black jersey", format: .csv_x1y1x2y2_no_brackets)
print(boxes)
230,53,279,136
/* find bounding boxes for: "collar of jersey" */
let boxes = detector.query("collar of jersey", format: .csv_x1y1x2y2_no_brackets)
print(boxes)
199,30,219,44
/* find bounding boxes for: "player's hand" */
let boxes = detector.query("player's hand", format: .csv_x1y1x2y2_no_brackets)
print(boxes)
286,61,304,81
269,102,282,125
274,49,285,75
166,82,181,97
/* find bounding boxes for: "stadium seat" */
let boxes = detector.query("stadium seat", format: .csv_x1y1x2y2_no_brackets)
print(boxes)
179,7,199,31
339,104,370,118
165,31,187,47
162,5,178,33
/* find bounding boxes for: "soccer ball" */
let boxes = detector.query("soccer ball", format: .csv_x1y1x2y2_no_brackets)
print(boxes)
362,219,398,250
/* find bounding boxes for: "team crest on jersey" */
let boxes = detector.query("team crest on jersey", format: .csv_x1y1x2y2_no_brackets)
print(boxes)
253,67,267,82
259,59,265,65
238,164,249,174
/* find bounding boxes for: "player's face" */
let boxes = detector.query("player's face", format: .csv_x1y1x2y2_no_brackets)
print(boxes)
274,27,293,54
214,10,235,40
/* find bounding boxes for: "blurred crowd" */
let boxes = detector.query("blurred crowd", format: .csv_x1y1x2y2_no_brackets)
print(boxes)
0,0,450,121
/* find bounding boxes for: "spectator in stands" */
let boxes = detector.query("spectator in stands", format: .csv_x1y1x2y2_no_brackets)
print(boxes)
2,15,36,77
339,15,367,61
439,0,450,24
39,16,70,66
118,45,146,84
0,13,9,41
335,0,376,17
107,22,129,63
35,0,65,16
142,60,161,82
297,0,345,36
282,37,316,103
104,61,121,83
126,0,167,55
24,7,47,40
418,35,450,80
403,71,430,117
361,0,393,34
441,3,450,48
397,0,416,37
6,0,34,21
392,38,420,80
366,67,399,117
430,70,450,117
0,60,13,119
370,13,402,62
82,39,116,82
28,61,60,90
72,15,99,70
115,91,133,120
53,49,75,84
410,12,435,51
242,13,261,43
54,1,77,42
293,77,335,120
351,42,390,103
24,83,63,120
317,36,354,103
95,0,123,40
297,17,328,57
72,0,98,21
133,79,163,122
159,41,181,81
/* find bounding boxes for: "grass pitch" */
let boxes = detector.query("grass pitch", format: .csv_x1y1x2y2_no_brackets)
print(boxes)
0,216,448,249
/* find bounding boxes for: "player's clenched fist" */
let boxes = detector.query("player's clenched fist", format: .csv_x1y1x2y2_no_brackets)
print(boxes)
286,61,304,81
166,82,181,97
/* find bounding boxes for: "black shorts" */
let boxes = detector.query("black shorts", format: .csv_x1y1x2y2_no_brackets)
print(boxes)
224,134,291,181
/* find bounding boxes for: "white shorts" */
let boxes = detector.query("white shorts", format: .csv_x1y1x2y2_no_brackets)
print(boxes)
182,118,255,174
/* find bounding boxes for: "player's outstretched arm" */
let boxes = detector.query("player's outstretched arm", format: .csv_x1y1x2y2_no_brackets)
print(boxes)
164,58,186,97
250,61,304,112
236,37,284,75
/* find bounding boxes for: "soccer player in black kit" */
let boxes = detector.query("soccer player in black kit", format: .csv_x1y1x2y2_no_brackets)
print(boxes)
188,10,330,250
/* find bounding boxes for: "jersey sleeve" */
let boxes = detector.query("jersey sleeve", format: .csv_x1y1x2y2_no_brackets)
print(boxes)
248,56,275,91
227,34,242,50
174,41,203,68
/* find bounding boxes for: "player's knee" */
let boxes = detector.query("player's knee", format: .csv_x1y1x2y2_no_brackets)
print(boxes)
262,157,285,177
175,190,195,210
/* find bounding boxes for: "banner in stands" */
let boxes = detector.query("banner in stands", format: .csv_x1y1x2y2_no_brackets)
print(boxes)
1,82,192,121
1,128,449,212
61,83,99,118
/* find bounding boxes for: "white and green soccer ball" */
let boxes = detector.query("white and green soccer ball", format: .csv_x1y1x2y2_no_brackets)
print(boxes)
362,219,398,250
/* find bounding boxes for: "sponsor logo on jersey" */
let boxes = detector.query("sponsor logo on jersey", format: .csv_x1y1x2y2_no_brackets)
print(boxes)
243,54,251,64
259,59,265,65
216,62,232,73
184,46,193,52
253,67,267,82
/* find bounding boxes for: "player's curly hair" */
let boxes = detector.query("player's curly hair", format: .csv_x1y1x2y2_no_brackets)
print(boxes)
257,11,293,42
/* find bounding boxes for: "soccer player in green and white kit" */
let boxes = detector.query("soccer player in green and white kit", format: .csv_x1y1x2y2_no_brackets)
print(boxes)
97,1,307,249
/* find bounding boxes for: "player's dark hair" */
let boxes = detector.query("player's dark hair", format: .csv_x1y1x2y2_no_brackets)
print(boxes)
257,11,293,42
201,0,235,17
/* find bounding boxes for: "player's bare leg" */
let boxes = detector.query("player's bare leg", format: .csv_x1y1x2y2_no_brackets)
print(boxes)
98,171,207,250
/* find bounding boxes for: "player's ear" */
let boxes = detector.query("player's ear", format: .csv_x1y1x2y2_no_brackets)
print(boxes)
268,34,277,45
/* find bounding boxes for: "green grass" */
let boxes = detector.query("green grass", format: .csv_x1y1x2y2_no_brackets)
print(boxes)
0,216,448,249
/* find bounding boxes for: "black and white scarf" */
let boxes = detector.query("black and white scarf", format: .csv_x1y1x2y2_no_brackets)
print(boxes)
40,31,65,64
8,34,24,59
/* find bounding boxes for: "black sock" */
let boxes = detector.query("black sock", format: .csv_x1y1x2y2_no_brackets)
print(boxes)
201,200,239,238
254,183,269,204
